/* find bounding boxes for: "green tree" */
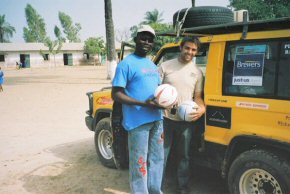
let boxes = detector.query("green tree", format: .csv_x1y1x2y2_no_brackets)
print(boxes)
58,11,81,42
229,0,290,20
104,0,117,80
130,9,174,56
43,37,63,67
0,15,16,43
142,9,164,25
150,23,175,55
129,23,175,56
41,26,64,67
54,25,65,42
23,4,47,42
84,37,106,65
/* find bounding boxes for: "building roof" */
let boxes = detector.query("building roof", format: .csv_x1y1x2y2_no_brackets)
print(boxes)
0,43,85,52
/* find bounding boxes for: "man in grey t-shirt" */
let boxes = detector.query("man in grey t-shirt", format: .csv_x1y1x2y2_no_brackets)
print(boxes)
159,37,205,194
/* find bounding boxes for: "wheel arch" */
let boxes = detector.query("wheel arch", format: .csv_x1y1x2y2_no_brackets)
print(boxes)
221,135,290,178
93,109,112,131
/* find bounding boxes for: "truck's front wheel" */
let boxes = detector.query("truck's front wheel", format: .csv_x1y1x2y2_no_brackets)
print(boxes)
94,117,116,168
228,149,290,194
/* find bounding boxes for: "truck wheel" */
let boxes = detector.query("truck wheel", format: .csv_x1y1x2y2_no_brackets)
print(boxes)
173,6,233,28
94,117,116,168
228,149,290,194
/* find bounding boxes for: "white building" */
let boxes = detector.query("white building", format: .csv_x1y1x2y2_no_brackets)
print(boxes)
0,43,92,68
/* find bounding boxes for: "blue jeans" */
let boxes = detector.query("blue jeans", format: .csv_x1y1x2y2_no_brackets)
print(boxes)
163,117,195,191
128,120,164,194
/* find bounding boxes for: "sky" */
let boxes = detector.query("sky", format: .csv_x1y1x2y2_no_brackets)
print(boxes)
0,0,230,43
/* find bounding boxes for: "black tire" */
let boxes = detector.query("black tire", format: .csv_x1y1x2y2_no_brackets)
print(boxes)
228,149,290,194
173,6,234,28
94,117,116,168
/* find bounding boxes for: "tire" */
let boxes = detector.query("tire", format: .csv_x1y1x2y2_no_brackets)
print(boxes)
173,6,234,28
228,149,290,194
94,117,116,168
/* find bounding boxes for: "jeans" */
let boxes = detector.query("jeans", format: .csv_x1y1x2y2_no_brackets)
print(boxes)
163,117,195,191
128,120,164,194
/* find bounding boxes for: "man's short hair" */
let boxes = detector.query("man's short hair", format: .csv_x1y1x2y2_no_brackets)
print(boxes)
180,36,201,49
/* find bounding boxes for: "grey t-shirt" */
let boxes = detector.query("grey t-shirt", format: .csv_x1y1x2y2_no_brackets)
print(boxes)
159,58,203,121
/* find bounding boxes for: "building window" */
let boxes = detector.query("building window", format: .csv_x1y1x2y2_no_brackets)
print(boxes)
0,55,5,62
84,53,90,60
43,54,49,60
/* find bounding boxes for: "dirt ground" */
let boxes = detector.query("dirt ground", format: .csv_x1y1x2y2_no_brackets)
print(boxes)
0,66,227,194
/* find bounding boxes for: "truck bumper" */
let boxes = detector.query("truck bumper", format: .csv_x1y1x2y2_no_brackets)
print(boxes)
85,116,94,131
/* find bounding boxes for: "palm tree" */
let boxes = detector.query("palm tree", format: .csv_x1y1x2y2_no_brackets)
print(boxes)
143,9,164,25
104,0,117,80
0,15,16,43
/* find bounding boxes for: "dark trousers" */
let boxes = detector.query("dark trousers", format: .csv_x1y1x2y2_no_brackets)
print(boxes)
163,117,196,191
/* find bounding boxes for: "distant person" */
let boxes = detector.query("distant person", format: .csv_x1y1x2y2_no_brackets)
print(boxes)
16,62,20,69
111,25,164,194
0,67,4,92
22,61,26,68
159,37,205,194
16,62,23,69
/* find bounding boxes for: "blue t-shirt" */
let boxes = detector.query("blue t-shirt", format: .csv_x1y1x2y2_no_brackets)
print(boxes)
112,54,162,130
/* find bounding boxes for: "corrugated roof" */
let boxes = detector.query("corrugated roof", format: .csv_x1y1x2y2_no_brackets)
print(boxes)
0,43,85,52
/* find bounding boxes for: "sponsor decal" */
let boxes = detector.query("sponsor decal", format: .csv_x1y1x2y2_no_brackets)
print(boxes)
232,53,265,86
96,96,113,105
278,121,290,127
232,45,266,86
208,98,228,103
206,106,231,129
277,115,290,128
236,101,269,110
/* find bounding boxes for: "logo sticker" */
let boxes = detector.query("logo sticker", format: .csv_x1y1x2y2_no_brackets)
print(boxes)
206,106,232,129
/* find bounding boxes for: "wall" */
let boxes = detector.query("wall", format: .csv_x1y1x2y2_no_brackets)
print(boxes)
0,51,89,68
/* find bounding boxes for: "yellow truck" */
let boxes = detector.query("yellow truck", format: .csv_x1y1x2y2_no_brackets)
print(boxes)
85,17,290,193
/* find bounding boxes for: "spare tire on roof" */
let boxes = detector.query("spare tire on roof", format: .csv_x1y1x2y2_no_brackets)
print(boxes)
173,6,234,29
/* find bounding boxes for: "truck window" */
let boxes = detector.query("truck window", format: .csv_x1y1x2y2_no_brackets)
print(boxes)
155,46,180,66
278,41,290,98
155,43,209,76
222,38,290,100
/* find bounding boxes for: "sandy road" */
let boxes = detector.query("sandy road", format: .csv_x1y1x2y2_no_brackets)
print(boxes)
0,66,227,194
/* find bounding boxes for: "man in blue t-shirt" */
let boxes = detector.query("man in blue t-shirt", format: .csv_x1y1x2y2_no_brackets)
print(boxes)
112,25,164,194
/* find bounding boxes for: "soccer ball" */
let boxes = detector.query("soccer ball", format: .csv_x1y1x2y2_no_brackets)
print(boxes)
178,100,199,121
154,84,178,107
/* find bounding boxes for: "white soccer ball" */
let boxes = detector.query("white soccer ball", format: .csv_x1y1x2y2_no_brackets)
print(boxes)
178,100,199,121
154,84,178,107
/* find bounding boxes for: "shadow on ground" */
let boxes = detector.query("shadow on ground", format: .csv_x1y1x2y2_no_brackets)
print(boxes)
163,158,229,194
20,138,228,194
21,138,130,194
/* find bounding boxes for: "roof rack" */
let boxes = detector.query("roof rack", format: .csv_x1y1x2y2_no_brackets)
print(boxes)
157,17,290,39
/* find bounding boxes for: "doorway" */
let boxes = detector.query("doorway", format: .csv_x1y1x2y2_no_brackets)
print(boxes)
20,54,30,68
63,53,73,66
